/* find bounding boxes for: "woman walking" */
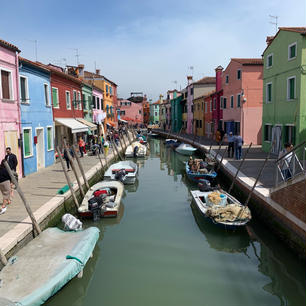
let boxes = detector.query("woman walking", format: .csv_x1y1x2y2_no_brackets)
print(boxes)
0,159,12,214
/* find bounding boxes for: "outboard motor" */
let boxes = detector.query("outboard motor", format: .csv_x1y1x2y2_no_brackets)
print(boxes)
198,179,215,192
62,213,83,231
115,169,126,183
133,145,139,157
88,196,105,221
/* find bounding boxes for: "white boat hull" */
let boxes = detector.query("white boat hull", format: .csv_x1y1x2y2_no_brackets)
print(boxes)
175,143,197,155
104,161,138,185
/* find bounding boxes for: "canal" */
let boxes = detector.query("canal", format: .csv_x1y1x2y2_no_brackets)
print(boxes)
46,138,306,306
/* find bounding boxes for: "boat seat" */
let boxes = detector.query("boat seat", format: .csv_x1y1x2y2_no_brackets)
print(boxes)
94,189,110,197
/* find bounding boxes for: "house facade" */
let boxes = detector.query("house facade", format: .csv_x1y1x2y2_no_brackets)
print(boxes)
19,58,54,176
0,39,22,176
171,95,183,132
222,58,263,144
150,100,160,124
92,86,105,136
211,66,223,135
118,99,143,124
186,76,194,134
204,91,215,138
142,95,150,126
262,27,306,153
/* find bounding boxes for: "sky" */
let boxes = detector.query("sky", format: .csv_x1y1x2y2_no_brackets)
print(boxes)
0,0,305,101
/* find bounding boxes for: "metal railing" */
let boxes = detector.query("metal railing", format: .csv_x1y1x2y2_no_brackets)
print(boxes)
275,141,306,187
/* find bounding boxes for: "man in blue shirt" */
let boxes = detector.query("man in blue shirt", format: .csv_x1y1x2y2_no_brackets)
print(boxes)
227,132,235,158
235,134,244,160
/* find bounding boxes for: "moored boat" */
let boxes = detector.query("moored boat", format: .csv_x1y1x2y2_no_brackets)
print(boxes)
190,189,251,229
186,162,217,183
125,141,147,158
165,138,178,145
104,161,138,185
175,143,197,155
78,180,124,218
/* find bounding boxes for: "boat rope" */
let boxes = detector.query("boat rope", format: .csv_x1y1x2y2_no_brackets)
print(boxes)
66,255,84,266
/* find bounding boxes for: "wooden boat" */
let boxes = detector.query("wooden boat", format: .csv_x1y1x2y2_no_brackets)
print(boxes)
190,189,251,229
125,141,147,158
104,161,138,185
186,162,217,182
0,227,99,306
165,138,178,145
175,143,197,155
78,180,124,218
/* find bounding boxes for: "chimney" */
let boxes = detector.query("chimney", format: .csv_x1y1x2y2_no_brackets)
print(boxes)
266,36,274,45
78,64,84,77
96,69,100,75
187,75,193,85
215,65,223,92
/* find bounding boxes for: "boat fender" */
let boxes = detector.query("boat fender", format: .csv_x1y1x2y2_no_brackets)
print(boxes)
62,213,83,231
133,145,139,157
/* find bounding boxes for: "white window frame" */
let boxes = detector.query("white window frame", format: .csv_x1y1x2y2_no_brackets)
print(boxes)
237,94,241,108
0,67,14,101
287,76,296,101
225,75,229,84
288,42,297,61
220,96,223,109
19,75,29,104
230,95,234,108
22,127,33,158
46,125,54,151
78,91,82,110
44,83,50,106
65,90,71,110
52,87,59,108
266,82,272,103
264,123,272,143
237,69,241,80
266,53,273,69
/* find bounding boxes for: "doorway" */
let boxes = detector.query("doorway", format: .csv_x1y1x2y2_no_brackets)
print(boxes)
4,130,20,174
36,128,45,169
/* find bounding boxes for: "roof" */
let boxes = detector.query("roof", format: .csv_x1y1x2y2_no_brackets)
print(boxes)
231,58,263,65
19,57,50,73
0,38,20,53
83,71,117,86
45,64,82,84
194,90,216,101
193,76,216,85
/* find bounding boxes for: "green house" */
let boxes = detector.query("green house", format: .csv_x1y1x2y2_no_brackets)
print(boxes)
171,95,183,132
81,83,95,135
262,27,306,153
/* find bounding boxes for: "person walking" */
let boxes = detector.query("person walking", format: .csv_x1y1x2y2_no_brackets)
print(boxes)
215,129,221,145
5,147,18,172
0,159,12,214
63,144,74,171
227,132,235,158
78,137,85,157
278,143,293,180
234,134,244,160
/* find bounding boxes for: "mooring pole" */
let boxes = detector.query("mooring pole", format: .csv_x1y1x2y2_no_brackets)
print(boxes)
63,140,85,198
126,128,132,144
216,146,228,172
72,145,89,190
56,147,79,209
111,139,122,160
4,161,42,235
208,142,213,154
97,150,105,173
228,143,252,194
118,135,125,155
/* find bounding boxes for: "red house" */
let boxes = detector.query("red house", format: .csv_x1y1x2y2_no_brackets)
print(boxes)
47,64,88,147
211,66,223,136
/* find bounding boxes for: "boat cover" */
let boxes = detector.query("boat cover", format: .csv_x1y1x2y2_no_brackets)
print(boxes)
0,227,99,306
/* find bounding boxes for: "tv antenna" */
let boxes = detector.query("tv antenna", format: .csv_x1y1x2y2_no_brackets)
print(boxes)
29,40,38,61
269,15,278,34
188,66,194,77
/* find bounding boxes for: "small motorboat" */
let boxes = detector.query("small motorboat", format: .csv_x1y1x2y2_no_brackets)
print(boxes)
186,162,217,183
78,180,124,219
175,143,197,155
165,138,177,145
0,227,99,306
104,160,138,185
190,189,251,229
148,132,159,137
125,141,147,158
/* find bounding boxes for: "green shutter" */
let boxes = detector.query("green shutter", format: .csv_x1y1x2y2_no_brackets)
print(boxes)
52,88,58,107
24,129,31,157
47,128,52,150
290,45,296,58
289,78,295,99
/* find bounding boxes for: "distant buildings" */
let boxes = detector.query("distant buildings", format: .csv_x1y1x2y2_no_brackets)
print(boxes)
118,99,143,124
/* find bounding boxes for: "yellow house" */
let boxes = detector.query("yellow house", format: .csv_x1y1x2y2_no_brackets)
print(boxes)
193,95,205,136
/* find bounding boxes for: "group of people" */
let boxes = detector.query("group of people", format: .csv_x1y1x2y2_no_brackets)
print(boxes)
216,130,244,160
0,147,18,215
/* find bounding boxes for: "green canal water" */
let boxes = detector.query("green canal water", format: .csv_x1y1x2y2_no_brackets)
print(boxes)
46,139,306,306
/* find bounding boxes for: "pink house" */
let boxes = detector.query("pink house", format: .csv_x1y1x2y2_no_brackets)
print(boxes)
211,66,223,135
92,85,106,135
222,58,263,144
0,39,22,176
118,99,143,124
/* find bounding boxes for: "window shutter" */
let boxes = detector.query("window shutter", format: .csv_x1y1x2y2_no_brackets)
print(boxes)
47,128,52,150
52,88,58,107
24,130,30,156
1,70,10,99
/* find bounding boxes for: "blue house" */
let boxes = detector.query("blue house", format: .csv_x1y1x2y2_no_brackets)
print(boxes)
19,57,54,176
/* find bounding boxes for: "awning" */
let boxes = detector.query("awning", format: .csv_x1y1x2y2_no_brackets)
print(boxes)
119,119,128,123
77,118,97,131
55,118,88,133
106,122,115,127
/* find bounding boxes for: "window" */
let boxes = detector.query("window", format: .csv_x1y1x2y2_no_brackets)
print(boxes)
266,82,272,103
78,92,82,110
213,98,216,110
284,125,296,145
155,112,157,116
267,54,273,68
237,69,241,80
237,94,241,108
65,91,71,109
44,83,50,106
264,124,272,142
190,87,193,95
197,103,200,111
191,105,194,112
225,75,229,84
121,110,125,115
97,97,100,109
210,100,212,112
202,102,204,110
230,96,234,108
106,85,109,94
205,102,207,113
110,86,112,95
287,76,296,100
139,110,141,114
234,122,240,136
20,76,29,103
220,97,223,109
223,97,227,109
1,69,13,100
87,96,91,109
52,87,59,108
47,126,53,151
73,90,77,109
199,120,202,128
23,128,33,157
288,42,297,60
106,105,109,113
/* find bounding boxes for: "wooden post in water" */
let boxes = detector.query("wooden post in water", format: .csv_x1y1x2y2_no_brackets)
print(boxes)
216,146,228,172
111,139,122,160
121,132,127,150
228,143,252,194
97,150,105,174
118,136,125,156
208,142,213,154
71,145,89,190
4,161,42,235
56,147,79,209
63,140,85,198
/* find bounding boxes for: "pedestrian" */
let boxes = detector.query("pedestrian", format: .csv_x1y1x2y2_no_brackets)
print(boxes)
0,159,12,214
78,137,85,157
278,143,293,180
234,134,244,160
63,144,74,171
227,132,235,158
5,147,18,172
215,129,221,145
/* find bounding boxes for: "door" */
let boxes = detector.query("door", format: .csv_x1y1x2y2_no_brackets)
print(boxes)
36,128,45,169
4,131,20,174
271,125,282,155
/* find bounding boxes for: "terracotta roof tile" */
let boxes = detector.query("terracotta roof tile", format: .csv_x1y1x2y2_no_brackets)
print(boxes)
19,57,50,72
278,27,306,34
84,70,117,86
193,76,216,85
0,38,20,52
231,58,263,65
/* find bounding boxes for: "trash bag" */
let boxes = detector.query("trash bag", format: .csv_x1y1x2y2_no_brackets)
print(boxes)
62,213,83,231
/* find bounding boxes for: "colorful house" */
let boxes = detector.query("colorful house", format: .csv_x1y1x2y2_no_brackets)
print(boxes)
150,100,160,124
118,99,143,124
171,95,183,132
92,85,105,136
222,58,263,144
262,27,306,153
142,95,150,126
204,91,215,138
0,39,22,176
19,58,54,176
186,76,194,134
